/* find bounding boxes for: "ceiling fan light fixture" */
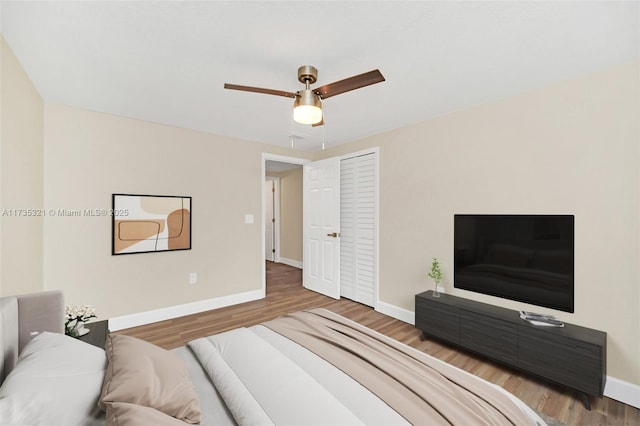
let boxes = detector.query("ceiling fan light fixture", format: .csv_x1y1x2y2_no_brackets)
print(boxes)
293,89,322,125
225,66,384,130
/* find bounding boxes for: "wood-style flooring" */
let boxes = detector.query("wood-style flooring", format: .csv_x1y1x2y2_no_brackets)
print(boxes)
118,262,639,426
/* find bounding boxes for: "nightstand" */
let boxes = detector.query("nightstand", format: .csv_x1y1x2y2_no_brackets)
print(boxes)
78,319,109,349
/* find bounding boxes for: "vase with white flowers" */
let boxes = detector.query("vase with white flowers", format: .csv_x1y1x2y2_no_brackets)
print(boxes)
65,304,97,337
428,257,443,297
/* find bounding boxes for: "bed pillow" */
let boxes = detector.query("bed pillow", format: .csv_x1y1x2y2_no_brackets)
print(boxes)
0,331,106,425
106,402,193,426
99,334,201,424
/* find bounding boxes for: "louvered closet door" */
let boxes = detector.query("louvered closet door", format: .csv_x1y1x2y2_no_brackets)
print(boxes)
340,153,376,307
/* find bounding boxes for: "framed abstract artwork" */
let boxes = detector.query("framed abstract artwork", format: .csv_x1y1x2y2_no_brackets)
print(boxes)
112,194,191,255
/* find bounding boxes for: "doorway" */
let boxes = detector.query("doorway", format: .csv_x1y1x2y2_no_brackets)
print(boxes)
262,149,379,307
262,154,308,292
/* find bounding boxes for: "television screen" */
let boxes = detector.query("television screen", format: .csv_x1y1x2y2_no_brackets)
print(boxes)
454,214,574,313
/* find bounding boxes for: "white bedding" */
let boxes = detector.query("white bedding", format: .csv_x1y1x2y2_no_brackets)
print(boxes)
173,346,234,425
187,325,409,425
183,320,546,426
0,332,106,425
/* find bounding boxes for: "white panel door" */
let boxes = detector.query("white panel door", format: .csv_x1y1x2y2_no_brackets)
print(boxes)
264,180,275,262
303,157,341,299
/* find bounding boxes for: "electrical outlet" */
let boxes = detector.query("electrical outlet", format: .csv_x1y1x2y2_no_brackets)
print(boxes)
189,273,197,285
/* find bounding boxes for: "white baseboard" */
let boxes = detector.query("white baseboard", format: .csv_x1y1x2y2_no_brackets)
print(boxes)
604,375,640,409
109,289,265,331
279,257,302,269
375,300,414,325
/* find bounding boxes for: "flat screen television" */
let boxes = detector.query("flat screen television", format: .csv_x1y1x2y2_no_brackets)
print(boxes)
454,214,574,313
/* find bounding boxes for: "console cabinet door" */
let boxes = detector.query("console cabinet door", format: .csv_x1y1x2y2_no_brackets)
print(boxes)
519,326,603,396
415,296,460,344
460,310,518,366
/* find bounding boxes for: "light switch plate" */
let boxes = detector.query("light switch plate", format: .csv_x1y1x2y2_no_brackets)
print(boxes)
245,214,254,224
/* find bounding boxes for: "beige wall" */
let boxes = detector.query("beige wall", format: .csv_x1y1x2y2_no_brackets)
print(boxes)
0,36,44,296
269,167,303,263
43,104,309,318
319,61,640,385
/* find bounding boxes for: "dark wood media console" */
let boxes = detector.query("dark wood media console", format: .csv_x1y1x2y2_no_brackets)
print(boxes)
415,291,606,409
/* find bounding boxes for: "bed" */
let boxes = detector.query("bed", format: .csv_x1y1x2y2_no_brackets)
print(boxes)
0,291,547,425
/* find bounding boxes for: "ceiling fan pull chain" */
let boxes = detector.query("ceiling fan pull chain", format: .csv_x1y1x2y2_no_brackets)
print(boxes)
290,116,295,148
322,120,325,150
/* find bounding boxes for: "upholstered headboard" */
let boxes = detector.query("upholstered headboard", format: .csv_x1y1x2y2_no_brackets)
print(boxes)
0,290,64,384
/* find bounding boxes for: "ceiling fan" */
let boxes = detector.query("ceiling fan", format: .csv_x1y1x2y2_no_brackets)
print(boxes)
224,65,385,126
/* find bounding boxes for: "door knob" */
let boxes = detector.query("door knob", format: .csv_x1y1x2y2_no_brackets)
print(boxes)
326,232,340,238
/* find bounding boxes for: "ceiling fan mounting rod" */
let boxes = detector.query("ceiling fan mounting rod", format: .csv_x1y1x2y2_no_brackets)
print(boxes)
297,65,318,86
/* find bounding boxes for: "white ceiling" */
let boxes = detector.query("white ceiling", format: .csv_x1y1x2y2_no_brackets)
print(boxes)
266,161,302,174
1,1,638,152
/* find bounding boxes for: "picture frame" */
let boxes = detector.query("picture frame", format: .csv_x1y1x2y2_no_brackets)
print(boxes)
112,194,191,255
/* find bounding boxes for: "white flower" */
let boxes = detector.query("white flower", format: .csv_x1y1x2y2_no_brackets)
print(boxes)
64,304,97,336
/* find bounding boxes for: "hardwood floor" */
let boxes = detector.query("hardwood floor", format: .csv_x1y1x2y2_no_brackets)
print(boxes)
118,262,639,426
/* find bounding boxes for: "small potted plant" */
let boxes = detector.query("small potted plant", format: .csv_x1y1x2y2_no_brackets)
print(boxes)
428,257,443,297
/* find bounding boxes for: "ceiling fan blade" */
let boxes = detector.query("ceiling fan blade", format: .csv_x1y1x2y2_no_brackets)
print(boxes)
313,69,385,99
224,83,297,99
